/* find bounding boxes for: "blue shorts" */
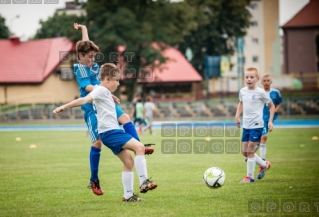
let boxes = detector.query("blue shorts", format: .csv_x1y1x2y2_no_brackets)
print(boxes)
84,105,125,143
84,110,99,143
262,120,275,135
242,128,263,142
99,129,133,155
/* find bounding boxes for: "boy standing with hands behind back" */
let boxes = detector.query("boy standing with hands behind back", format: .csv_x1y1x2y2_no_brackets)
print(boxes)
259,74,282,160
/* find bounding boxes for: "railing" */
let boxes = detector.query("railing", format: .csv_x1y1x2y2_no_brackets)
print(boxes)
1,97,318,122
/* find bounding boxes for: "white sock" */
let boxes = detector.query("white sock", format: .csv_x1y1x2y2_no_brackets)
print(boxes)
122,172,134,199
255,153,266,167
134,155,148,185
247,157,256,178
259,144,266,159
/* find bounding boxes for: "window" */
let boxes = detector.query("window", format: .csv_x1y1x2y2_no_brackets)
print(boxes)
250,21,258,27
250,3,258,10
252,38,259,44
252,56,259,63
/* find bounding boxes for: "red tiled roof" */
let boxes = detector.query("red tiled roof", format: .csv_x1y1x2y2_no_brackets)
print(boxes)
138,46,202,83
0,37,73,83
0,37,201,84
282,0,319,28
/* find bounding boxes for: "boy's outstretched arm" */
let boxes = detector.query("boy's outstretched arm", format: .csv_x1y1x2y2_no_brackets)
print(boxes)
73,23,89,41
53,95,93,114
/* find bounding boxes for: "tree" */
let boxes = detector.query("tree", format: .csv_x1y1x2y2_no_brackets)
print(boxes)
34,0,251,99
33,1,196,100
34,12,85,42
177,0,251,77
85,0,197,100
0,15,10,39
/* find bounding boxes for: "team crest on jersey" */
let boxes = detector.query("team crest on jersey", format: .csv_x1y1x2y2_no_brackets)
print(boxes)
272,94,277,99
252,95,256,100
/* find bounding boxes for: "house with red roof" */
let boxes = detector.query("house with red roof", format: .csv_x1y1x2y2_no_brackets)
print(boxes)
0,36,79,104
136,46,203,101
282,0,319,75
0,36,202,104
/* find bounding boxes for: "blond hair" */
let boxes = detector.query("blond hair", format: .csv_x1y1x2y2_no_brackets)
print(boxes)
100,63,121,81
245,67,259,77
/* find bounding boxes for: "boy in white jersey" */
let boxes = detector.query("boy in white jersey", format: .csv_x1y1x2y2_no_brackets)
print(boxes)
260,74,282,160
235,67,275,183
53,63,157,202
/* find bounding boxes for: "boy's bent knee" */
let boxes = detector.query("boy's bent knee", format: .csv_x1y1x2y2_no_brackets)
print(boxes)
262,135,268,142
92,139,102,149
118,113,131,125
136,144,145,155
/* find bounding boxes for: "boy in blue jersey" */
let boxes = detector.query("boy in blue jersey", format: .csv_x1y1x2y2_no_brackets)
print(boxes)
73,23,153,196
259,74,282,160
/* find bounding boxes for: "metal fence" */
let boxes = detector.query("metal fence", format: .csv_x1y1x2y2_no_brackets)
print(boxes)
1,97,318,122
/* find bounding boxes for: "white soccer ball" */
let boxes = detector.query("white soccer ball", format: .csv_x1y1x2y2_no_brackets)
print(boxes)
203,167,225,189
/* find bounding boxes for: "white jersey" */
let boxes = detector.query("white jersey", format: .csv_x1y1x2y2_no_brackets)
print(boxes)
144,102,155,117
89,85,120,134
239,87,271,129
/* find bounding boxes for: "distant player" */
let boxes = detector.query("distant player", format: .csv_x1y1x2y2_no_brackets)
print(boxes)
259,74,282,160
134,98,146,134
143,96,156,135
54,63,158,202
130,93,141,124
235,67,275,183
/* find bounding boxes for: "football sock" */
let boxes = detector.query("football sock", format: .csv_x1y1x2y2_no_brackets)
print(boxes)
122,172,134,199
247,157,256,178
90,146,101,181
255,154,267,167
134,155,147,185
123,122,140,141
259,144,266,160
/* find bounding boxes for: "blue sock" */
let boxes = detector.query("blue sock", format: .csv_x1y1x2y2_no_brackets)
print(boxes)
123,122,140,141
90,146,101,181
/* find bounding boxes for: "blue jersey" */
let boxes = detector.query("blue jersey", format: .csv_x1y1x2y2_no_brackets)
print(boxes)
263,88,282,122
74,63,100,113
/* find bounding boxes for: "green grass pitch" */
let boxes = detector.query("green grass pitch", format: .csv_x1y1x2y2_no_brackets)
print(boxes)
0,128,319,217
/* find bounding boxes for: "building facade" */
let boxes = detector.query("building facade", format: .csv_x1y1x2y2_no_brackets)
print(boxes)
230,0,280,76
282,0,319,75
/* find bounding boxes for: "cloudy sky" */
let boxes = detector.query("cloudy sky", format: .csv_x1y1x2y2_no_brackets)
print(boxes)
0,0,310,41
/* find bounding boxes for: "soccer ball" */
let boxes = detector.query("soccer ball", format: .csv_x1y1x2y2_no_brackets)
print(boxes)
203,167,225,189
